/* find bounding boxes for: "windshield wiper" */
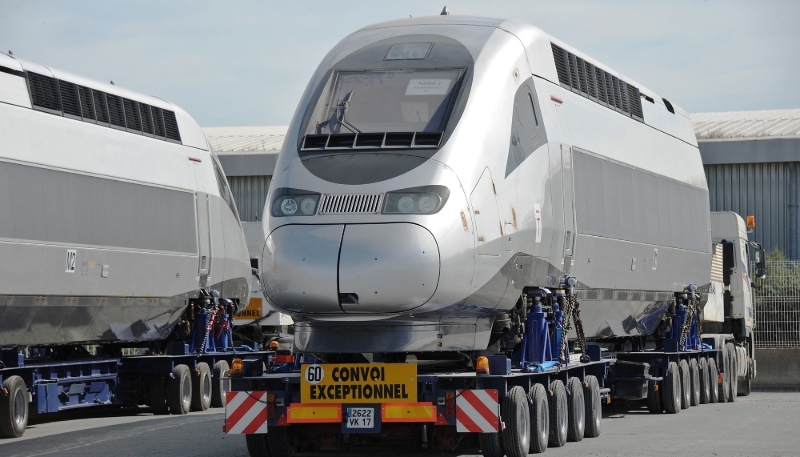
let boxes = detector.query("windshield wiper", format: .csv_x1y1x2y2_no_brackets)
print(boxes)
317,90,362,134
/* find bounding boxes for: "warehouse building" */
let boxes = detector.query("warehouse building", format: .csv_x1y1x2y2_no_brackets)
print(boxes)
693,109,800,258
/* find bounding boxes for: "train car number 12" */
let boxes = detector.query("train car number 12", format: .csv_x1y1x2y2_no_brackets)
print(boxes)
346,407,373,428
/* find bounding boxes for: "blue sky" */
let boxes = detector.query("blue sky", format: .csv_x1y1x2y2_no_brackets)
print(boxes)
1,1,798,127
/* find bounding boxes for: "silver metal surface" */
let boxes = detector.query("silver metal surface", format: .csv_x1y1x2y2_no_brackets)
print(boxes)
263,224,344,313
692,109,800,140
339,223,439,313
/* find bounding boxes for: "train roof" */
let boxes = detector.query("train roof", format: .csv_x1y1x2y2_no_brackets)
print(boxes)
356,15,688,118
0,52,207,150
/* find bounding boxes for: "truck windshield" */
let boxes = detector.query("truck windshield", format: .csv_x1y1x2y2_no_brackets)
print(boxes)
308,69,463,135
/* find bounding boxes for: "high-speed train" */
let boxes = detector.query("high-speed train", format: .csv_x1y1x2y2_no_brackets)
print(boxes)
260,15,711,355
0,53,250,346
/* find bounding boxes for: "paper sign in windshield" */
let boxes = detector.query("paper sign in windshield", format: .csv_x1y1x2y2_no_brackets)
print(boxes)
406,79,452,96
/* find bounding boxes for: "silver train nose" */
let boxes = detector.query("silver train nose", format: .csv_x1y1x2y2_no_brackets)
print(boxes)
262,223,439,314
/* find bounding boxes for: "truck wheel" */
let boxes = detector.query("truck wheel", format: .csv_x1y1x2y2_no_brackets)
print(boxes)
726,343,738,402
698,358,710,404
662,361,681,414
211,360,230,408
266,425,297,457
583,375,601,438
192,362,212,411
478,432,503,457
678,360,691,409
149,375,169,415
501,386,530,457
738,359,752,397
688,359,700,406
245,434,270,457
708,358,719,403
646,380,663,413
566,377,585,442
0,376,28,438
168,364,192,415
548,380,568,448
529,383,549,453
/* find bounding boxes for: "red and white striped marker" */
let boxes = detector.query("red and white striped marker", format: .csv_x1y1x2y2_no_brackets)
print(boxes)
224,391,269,434
456,389,499,433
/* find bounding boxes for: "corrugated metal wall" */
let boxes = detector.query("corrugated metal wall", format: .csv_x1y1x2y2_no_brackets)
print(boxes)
227,175,271,222
704,162,797,258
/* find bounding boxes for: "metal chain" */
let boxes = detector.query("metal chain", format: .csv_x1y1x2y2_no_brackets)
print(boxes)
558,296,573,368
571,293,590,363
678,298,694,350
199,306,219,354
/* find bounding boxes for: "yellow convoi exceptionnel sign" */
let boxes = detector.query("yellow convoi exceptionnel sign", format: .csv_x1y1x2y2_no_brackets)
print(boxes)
300,363,417,404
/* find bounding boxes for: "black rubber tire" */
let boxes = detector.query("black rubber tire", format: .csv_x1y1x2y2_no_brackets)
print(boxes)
168,364,192,415
149,375,169,415
478,432,503,457
662,361,681,414
679,359,691,409
500,386,530,457
548,380,568,448
566,377,585,442
698,357,710,404
726,342,738,402
192,362,212,411
529,383,549,453
646,379,663,413
245,434,271,457
689,359,700,407
583,375,601,438
739,358,752,397
0,376,28,438
708,357,719,404
211,360,230,408
721,350,731,402
266,425,297,457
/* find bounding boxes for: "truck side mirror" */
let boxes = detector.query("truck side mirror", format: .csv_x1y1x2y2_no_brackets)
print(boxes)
754,248,766,279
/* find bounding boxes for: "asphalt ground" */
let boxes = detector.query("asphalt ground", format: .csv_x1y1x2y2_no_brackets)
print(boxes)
1,391,798,457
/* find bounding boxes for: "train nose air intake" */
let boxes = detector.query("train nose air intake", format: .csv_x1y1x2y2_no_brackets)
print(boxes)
262,224,439,314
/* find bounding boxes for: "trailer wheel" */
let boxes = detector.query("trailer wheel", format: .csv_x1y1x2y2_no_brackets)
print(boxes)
548,380,568,448
499,386,530,457
678,360,691,409
566,377,585,442
720,348,731,402
688,359,700,406
0,376,28,438
478,432,503,457
245,434,270,457
646,380,663,413
168,364,192,415
708,357,719,404
698,357,710,404
662,361,681,414
583,375,601,438
192,362,212,411
529,383,549,453
738,358,752,397
149,375,169,415
726,342,738,402
266,425,297,457
211,360,230,408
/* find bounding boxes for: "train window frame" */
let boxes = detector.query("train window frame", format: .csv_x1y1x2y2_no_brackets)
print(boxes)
307,67,466,137
210,155,241,224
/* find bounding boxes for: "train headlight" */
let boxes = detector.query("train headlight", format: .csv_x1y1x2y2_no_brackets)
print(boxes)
271,189,320,217
382,185,450,215
280,198,298,215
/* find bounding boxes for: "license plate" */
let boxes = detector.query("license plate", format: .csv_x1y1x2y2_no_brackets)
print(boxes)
345,407,374,428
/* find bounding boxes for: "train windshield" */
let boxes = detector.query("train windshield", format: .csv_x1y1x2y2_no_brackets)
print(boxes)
309,69,462,135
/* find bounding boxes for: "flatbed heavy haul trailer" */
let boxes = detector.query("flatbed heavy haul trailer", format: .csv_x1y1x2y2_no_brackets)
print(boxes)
224,281,738,457
0,52,271,438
